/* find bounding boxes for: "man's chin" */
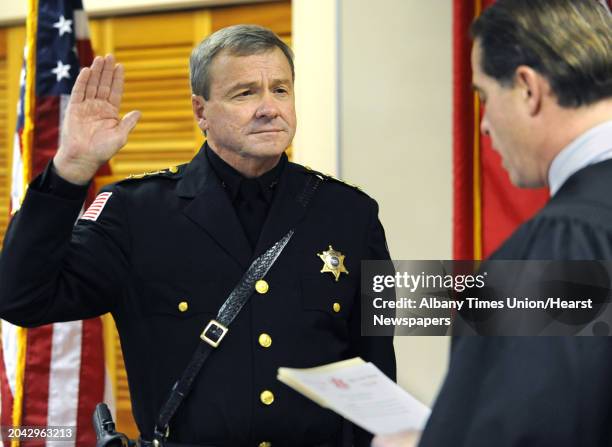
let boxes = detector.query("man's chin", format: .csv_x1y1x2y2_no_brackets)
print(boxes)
246,139,291,155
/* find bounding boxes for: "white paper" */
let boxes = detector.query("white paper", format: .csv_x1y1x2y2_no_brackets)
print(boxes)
278,359,430,435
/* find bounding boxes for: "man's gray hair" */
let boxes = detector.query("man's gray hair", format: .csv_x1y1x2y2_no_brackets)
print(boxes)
190,24,295,100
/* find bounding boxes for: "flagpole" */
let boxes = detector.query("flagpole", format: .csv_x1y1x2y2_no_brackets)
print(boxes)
21,0,37,201
11,0,39,445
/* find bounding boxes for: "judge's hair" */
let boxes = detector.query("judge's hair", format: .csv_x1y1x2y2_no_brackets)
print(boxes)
190,24,294,100
471,0,612,107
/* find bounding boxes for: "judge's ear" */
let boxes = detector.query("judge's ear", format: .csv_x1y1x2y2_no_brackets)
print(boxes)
514,66,544,116
192,94,208,134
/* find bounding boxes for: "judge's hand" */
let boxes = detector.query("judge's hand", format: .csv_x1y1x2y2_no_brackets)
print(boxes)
54,54,141,185
371,431,422,447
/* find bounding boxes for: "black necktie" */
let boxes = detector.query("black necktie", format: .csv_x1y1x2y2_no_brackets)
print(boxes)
236,178,269,250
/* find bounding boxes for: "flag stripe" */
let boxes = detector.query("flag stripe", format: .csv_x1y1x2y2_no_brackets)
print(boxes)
76,319,105,446
22,326,52,431
32,97,60,178
59,94,70,147
1,323,19,399
10,132,25,214
47,321,82,447
0,332,15,439
76,39,94,68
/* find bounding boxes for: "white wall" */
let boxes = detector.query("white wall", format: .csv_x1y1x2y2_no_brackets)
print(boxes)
339,0,452,408
294,0,452,407
292,0,338,174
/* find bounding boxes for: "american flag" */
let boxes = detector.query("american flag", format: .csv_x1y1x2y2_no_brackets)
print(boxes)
81,192,113,222
1,0,112,445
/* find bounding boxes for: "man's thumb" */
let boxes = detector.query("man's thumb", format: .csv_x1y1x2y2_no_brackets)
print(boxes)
118,110,141,137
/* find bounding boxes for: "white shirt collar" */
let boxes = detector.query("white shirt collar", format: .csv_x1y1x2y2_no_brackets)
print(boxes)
548,120,612,196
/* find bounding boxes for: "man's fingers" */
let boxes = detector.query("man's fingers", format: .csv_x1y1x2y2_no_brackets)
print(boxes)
108,64,125,109
117,110,141,140
96,54,115,101
85,56,104,99
70,67,91,104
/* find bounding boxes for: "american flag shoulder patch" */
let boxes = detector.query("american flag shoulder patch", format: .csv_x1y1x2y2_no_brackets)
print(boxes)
81,192,113,221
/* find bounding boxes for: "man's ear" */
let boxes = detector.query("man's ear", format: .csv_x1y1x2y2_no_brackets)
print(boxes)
514,66,543,116
192,94,208,133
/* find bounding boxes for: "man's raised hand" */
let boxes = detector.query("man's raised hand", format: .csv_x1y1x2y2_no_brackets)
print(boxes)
53,54,141,185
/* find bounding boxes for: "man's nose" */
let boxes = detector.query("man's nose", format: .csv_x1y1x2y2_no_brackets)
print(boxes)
255,92,280,119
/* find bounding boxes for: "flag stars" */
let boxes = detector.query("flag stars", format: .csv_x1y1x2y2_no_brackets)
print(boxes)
53,15,73,36
51,60,71,82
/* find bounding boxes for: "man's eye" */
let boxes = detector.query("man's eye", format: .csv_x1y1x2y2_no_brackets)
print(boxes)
275,88,288,94
236,90,251,97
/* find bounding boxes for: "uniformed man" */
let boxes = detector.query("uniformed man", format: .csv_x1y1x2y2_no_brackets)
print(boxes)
0,25,395,446
373,1,612,446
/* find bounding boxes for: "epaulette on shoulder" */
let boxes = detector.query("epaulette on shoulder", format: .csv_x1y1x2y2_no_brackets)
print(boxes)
121,164,185,182
303,165,366,195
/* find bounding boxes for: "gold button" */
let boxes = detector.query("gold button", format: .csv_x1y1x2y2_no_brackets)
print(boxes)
255,279,269,294
259,442,271,447
260,390,274,405
258,333,272,348
333,302,341,313
178,301,188,312
169,166,178,174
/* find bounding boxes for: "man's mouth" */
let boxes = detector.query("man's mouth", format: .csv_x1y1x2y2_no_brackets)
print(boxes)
252,129,283,134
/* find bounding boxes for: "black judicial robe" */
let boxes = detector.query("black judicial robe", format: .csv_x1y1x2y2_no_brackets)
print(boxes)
419,159,612,447
0,146,396,447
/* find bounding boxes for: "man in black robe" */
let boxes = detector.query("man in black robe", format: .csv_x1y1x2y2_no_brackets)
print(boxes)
374,0,612,446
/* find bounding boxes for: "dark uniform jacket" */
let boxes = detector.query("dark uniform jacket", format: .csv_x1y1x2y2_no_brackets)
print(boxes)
419,159,612,447
0,146,396,447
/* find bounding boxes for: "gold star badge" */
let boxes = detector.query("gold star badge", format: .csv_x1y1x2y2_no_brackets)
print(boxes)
318,245,349,281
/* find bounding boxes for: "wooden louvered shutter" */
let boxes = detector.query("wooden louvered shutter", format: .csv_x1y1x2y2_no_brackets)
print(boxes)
90,11,206,189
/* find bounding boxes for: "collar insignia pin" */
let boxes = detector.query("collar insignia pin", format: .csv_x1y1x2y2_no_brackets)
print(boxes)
317,245,349,281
